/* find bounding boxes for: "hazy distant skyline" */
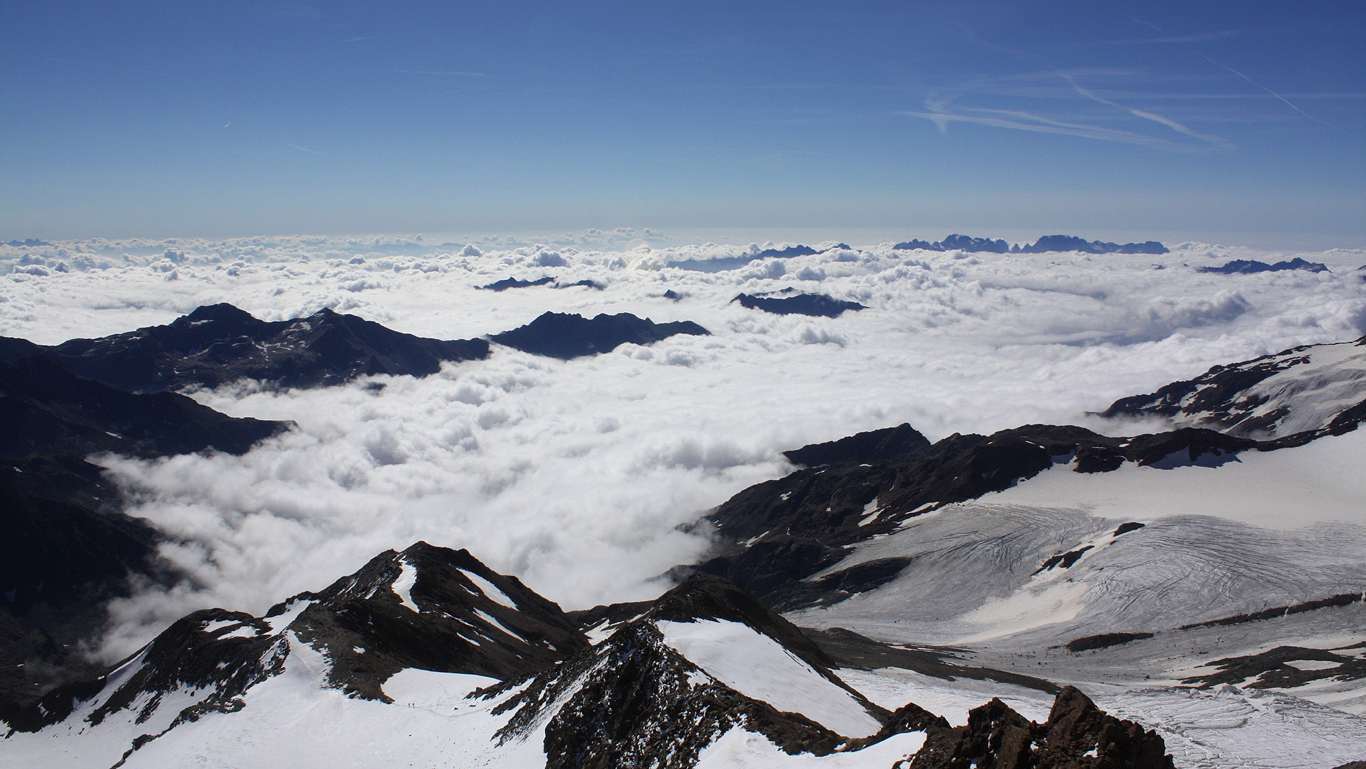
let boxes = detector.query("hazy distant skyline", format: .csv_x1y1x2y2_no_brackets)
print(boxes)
3,1,1363,247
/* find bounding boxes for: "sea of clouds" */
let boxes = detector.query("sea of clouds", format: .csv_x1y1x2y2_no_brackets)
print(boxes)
3,233,1364,659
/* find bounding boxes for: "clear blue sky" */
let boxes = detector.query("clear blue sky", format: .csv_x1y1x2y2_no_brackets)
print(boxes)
2,1,1363,246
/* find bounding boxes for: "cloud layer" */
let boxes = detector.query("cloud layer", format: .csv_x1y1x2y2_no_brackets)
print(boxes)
4,235,1364,659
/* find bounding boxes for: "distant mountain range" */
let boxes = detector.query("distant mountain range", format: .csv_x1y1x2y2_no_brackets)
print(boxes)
664,234,1170,272
1198,257,1330,275
894,234,1169,255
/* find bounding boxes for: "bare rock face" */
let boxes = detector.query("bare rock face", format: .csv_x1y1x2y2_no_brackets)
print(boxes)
901,686,1173,769
495,622,848,769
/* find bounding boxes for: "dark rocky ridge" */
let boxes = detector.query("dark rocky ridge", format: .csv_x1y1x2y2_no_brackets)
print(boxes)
895,234,1012,253
488,573,892,766
294,542,590,697
1021,234,1168,255
1199,257,1329,274
753,244,849,259
0,354,289,461
478,276,604,291
688,421,1325,611
902,686,1174,769
806,627,1060,694
6,543,589,735
489,311,709,360
3,303,490,393
1064,632,1156,653
732,291,866,318
1181,641,1366,693
480,275,556,291
490,621,852,767
894,234,1168,255
783,423,931,468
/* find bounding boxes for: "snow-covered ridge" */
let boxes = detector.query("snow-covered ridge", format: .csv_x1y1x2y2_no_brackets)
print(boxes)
1103,336,1366,438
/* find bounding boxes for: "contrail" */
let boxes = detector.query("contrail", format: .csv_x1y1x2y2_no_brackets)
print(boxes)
1057,71,1234,151
1200,53,1334,127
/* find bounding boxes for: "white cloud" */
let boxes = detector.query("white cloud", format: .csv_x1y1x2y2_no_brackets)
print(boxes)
4,234,1365,659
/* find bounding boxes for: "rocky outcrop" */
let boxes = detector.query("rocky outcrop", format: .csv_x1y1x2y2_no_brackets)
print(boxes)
490,312,708,359
901,687,1173,769
487,573,891,767
291,542,590,698
783,423,931,468
732,291,866,318
1199,257,1329,274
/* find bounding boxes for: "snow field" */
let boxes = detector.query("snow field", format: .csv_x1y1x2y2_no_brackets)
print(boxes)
656,619,884,738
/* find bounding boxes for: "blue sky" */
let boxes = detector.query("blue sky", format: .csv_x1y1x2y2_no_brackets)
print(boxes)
2,1,1363,246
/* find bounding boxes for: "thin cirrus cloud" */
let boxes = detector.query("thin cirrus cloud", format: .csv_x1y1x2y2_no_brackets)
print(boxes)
907,70,1236,153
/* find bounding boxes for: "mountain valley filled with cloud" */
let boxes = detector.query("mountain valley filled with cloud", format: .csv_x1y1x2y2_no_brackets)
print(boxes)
2,234,1364,767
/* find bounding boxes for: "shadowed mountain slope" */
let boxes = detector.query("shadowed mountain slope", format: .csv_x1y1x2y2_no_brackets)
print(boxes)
2,303,490,393
490,311,708,359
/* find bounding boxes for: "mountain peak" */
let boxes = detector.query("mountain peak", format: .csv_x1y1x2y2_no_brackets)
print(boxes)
490,311,708,359
183,302,256,324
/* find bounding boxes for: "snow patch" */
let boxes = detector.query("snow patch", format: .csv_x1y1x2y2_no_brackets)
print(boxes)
656,619,882,738
392,557,420,612
460,569,516,609
695,727,925,768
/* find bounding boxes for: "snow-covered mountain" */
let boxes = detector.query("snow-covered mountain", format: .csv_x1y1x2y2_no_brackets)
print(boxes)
1102,335,1366,439
2,545,1180,769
